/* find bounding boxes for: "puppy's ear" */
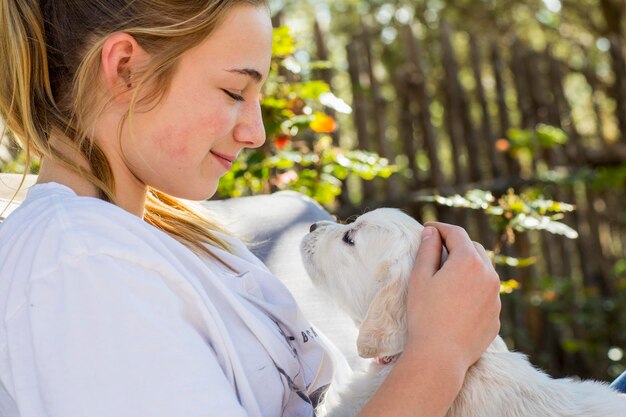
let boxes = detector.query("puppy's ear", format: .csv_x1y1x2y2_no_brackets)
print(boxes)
356,265,408,358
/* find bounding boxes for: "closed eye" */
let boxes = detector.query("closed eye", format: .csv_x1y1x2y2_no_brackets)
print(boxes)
221,89,245,102
342,231,355,246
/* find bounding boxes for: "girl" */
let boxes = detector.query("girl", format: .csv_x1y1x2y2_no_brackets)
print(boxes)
0,1,501,416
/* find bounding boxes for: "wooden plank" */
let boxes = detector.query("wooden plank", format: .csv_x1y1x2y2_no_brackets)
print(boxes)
400,24,445,190
346,40,374,202
361,24,400,200
441,23,482,183
393,68,421,190
609,35,626,143
440,23,469,185
470,34,504,179
490,43,521,176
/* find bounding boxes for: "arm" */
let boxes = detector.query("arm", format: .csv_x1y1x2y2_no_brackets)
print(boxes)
355,223,502,417
8,253,248,417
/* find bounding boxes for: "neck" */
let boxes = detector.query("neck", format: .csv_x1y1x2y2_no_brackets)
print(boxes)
37,151,100,200
36,136,147,218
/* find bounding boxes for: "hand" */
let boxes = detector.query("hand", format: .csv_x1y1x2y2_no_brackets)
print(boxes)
404,222,501,372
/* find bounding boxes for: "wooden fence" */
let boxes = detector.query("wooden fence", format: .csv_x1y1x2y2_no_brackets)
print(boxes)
316,20,626,380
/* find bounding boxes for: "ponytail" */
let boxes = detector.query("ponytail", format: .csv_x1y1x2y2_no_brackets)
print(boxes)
0,0,50,183
0,0,114,201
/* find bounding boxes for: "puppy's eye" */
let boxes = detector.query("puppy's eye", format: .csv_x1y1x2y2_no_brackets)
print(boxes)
342,231,355,246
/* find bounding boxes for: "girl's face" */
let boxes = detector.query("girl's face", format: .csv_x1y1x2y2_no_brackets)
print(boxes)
112,5,272,201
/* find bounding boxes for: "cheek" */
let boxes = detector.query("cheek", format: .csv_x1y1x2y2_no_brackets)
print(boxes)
149,101,233,160
151,124,191,160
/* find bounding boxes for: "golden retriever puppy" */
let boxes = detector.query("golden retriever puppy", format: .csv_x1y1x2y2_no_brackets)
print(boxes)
300,208,626,417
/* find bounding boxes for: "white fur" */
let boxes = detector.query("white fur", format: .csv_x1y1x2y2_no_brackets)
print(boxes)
300,208,626,417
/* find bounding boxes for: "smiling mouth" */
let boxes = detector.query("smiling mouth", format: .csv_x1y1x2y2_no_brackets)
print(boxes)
211,151,236,169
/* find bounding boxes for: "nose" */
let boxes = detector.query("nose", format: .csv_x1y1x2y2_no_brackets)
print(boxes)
233,99,266,148
309,220,335,233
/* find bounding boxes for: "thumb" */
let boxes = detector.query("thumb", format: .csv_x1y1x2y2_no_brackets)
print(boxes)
412,226,444,282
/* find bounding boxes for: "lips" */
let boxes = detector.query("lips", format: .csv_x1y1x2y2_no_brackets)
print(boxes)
210,151,236,169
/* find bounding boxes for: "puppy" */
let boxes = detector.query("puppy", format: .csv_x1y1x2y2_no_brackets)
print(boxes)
300,208,626,417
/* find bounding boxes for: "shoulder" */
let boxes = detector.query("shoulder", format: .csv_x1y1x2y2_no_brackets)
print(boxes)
0,186,214,324
0,184,157,258
0,183,186,286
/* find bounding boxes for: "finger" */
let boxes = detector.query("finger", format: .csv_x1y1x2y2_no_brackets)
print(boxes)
472,241,492,266
412,226,443,281
424,222,474,252
440,245,449,267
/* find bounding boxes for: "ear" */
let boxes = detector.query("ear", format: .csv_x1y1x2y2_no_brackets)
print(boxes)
356,265,408,358
100,33,149,101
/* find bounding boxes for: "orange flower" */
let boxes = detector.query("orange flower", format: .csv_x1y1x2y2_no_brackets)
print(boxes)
274,134,291,149
310,113,337,133
495,138,511,152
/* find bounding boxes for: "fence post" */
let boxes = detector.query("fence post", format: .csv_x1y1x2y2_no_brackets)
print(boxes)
470,34,505,180
401,24,445,190
490,43,521,177
346,40,374,203
361,23,401,200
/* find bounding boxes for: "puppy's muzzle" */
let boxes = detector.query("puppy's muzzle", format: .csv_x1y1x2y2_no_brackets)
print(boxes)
309,220,335,233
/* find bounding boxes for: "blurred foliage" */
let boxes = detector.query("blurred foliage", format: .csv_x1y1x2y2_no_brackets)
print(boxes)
541,165,626,191
216,27,395,208
419,187,578,260
505,124,569,153
526,270,626,378
1,150,39,175
218,137,395,206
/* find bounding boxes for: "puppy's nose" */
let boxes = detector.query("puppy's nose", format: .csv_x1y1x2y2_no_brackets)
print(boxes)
309,223,318,233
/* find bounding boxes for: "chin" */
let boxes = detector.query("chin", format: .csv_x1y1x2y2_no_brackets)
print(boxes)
184,183,219,201
153,180,218,202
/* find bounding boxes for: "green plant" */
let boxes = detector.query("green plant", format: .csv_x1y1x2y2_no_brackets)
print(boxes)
0,149,39,175
419,188,579,292
216,27,395,208
505,124,569,153
495,124,569,176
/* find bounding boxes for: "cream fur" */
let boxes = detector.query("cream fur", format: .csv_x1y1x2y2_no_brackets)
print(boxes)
300,208,626,417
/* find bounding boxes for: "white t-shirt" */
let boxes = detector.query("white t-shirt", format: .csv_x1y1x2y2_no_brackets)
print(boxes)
0,182,336,417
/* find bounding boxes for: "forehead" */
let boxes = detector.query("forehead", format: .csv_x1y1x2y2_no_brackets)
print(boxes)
184,5,272,79
355,209,403,227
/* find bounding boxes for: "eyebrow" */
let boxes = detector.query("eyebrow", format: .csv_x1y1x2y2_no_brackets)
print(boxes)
225,68,263,83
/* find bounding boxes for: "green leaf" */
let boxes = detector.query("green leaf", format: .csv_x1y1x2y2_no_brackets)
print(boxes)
246,151,267,166
491,253,537,268
294,81,331,100
261,97,290,109
536,123,568,147
465,189,495,208
272,27,296,56
507,128,533,148
500,279,522,294
530,198,575,213
510,213,579,239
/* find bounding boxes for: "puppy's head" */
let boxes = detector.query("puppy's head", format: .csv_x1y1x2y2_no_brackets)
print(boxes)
300,208,424,359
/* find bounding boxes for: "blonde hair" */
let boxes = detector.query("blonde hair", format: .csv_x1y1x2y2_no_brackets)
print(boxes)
0,0,268,256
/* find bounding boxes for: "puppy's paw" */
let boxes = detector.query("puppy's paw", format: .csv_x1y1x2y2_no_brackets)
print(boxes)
357,330,404,359
357,335,378,358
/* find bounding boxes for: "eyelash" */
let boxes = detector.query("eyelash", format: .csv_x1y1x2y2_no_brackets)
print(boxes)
222,89,245,102
342,231,355,246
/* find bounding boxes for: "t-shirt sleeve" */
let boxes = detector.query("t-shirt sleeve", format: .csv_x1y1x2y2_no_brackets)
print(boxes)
6,253,249,417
